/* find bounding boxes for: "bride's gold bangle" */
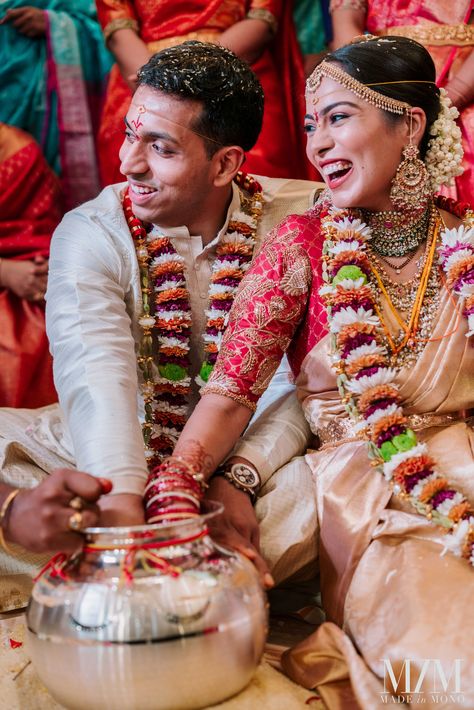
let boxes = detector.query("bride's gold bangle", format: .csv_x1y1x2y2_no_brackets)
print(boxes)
0,489,20,554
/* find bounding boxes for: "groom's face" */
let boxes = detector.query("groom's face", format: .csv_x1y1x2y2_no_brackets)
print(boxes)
119,85,216,227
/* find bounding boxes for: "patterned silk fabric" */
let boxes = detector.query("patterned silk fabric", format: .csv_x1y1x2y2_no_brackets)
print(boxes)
203,207,328,410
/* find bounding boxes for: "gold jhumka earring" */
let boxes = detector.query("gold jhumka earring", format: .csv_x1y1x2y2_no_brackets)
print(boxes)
389,112,431,211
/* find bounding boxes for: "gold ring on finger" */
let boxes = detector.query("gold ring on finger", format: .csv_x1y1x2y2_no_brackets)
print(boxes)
68,511,83,532
69,496,84,511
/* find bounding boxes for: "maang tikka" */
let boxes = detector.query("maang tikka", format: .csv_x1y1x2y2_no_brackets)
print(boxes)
390,111,431,211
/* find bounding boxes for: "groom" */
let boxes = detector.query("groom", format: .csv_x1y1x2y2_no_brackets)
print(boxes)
0,42,319,605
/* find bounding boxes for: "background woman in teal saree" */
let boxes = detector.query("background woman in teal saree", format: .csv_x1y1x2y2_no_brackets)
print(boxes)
0,1,112,209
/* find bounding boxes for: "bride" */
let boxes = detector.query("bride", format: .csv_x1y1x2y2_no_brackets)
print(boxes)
146,36,474,706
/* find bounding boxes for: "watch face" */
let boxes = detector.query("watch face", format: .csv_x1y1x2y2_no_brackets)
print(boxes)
231,464,259,490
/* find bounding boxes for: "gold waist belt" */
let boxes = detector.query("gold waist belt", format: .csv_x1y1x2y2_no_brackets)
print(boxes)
317,410,473,449
147,30,221,54
382,23,474,47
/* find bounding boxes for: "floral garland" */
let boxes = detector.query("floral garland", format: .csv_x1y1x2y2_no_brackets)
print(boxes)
123,173,263,468
319,201,474,568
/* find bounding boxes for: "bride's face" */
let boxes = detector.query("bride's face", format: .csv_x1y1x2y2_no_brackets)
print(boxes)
305,77,409,211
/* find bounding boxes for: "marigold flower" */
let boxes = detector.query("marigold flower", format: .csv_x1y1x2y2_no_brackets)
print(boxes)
148,237,171,255
337,322,378,349
448,501,472,523
212,268,244,281
446,255,474,288
346,353,386,376
358,384,399,413
372,412,407,440
156,288,189,304
227,221,253,235
419,478,449,503
152,261,185,277
217,242,253,256
393,455,436,480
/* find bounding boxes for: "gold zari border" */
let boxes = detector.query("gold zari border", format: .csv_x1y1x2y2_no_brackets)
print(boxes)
146,30,221,54
383,23,474,47
104,18,139,42
246,8,279,36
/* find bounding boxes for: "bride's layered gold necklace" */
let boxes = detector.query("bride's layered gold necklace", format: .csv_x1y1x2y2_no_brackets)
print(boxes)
363,202,442,367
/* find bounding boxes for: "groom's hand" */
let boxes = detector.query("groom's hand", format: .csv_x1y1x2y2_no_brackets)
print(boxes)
99,493,145,526
206,477,274,589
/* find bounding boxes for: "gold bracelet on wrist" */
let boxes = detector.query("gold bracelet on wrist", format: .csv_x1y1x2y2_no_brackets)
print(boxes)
0,488,20,554
104,18,139,43
246,9,278,36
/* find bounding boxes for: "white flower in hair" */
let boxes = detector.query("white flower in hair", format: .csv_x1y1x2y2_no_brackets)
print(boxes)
425,89,464,190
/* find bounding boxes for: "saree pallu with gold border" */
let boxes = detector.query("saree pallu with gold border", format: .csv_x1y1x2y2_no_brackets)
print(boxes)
285,286,474,708
0,126,62,408
96,0,311,184
203,204,474,708
364,0,474,204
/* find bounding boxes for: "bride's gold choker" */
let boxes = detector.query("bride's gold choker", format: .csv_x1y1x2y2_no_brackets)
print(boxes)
362,203,431,257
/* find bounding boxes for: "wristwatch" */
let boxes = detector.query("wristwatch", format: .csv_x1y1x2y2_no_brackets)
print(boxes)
213,462,261,503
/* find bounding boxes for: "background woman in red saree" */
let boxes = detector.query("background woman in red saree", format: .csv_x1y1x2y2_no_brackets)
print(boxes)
330,0,474,203
0,124,62,408
96,0,312,183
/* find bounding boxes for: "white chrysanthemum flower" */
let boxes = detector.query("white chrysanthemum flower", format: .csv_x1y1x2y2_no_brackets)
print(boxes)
330,306,379,333
319,284,335,297
203,332,224,345
151,252,185,266
209,283,233,295
345,342,386,364
326,216,371,238
332,277,367,291
220,232,256,247
435,492,465,517
155,279,186,292
382,443,429,480
458,282,474,297
229,210,257,228
440,518,473,558
440,225,474,249
157,311,191,322
155,425,180,440
212,258,240,272
155,401,188,416
366,403,402,426
157,336,190,350
410,472,440,499
327,240,364,255
155,374,192,387
205,308,230,323
346,367,397,394
444,248,474,272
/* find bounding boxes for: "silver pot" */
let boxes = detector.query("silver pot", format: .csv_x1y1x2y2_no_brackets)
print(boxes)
26,502,267,709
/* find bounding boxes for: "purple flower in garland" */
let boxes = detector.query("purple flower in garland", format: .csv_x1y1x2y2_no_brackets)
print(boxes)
431,489,456,509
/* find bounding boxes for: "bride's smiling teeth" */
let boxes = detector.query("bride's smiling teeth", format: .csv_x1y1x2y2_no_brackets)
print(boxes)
130,184,157,195
322,161,352,181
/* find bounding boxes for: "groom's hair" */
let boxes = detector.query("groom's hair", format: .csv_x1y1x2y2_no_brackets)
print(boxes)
137,41,264,157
